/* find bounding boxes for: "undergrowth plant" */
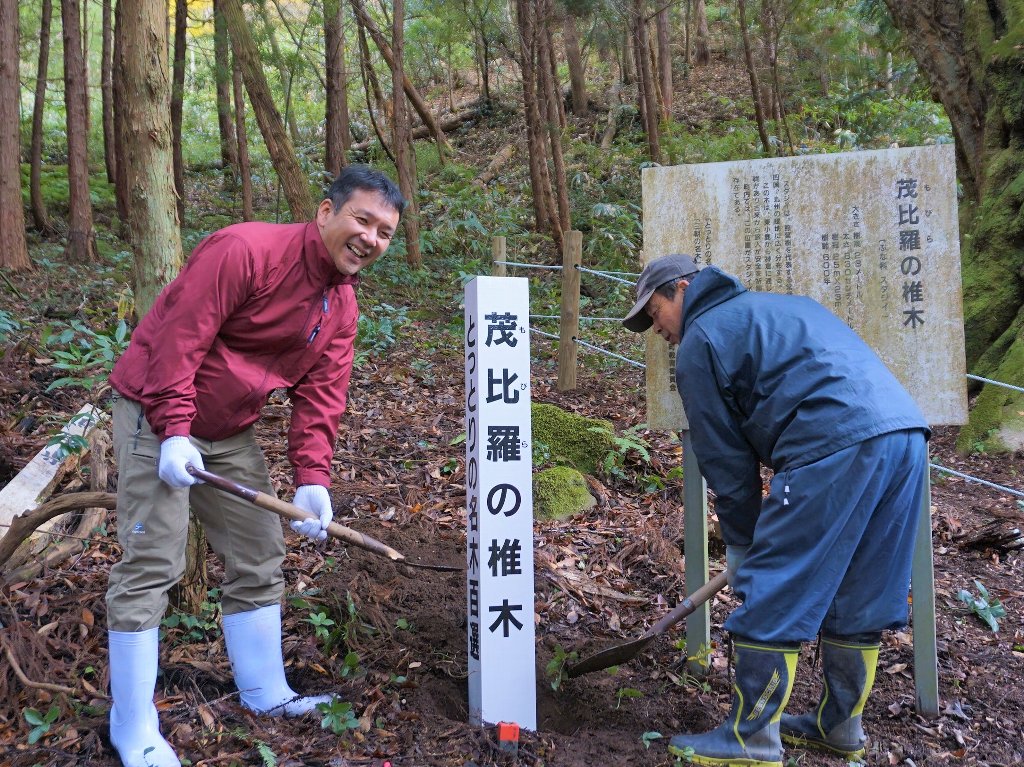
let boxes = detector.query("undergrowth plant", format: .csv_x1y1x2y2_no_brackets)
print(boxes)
42,319,131,392
588,423,652,481
958,580,1006,632
23,705,61,745
545,644,578,691
161,588,222,644
318,698,360,735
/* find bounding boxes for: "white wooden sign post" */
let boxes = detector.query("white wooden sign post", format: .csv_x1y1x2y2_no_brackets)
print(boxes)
642,145,966,716
464,276,537,731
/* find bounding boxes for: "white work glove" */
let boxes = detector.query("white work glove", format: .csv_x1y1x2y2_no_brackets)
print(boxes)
158,436,205,488
725,544,750,586
291,484,333,542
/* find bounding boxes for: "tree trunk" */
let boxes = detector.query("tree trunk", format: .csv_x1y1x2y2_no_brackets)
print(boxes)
562,11,588,115
356,20,394,163
477,30,491,104
760,1,792,154
544,21,566,132
349,0,450,162
0,0,29,271
232,36,254,221
171,0,187,224
30,0,55,236
117,0,184,318
515,0,554,239
737,0,772,156
683,0,692,66
630,0,662,163
881,1,1024,451
213,0,238,186
656,5,672,122
694,0,710,65
221,0,315,221
538,3,570,239
621,25,635,84
112,0,131,231
61,0,97,263
391,0,420,267
325,0,351,176
101,0,117,186
256,0,301,147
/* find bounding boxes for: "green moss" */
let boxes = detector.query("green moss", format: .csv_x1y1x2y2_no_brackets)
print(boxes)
531,402,615,474
958,307,1024,453
960,147,1024,365
533,466,596,521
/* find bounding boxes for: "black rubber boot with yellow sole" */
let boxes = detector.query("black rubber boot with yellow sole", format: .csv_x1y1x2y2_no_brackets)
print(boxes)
779,634,880,759
669,639,799,767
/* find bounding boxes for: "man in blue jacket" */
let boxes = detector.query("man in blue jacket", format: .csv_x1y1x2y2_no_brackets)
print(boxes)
622,254,929,767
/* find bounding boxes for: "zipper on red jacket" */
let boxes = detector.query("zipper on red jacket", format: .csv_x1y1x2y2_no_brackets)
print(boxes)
307,293,329,345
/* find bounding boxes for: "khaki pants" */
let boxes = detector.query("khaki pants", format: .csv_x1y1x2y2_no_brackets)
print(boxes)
106,398,286,632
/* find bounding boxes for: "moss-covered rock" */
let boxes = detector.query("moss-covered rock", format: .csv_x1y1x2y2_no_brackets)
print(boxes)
533,466,596,521
956,308,1024,453
531,402,615,474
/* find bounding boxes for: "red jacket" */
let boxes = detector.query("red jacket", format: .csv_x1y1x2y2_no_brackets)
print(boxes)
110,221,359,487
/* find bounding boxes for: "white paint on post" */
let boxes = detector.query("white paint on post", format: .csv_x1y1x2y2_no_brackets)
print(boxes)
464,276,537,732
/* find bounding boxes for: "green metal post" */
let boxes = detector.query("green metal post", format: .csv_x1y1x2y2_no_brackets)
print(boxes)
683,430,710,676
912,453,939,717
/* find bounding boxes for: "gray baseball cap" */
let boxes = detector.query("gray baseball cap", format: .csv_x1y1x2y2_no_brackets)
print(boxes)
621,254,700,332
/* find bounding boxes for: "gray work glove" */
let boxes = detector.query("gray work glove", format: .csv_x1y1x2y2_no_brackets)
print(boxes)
291,484,333,542
158,436,205,488
725,544,750,586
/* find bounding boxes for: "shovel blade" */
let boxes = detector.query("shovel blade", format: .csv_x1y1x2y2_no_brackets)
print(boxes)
564,570,729,678
566,635,655,677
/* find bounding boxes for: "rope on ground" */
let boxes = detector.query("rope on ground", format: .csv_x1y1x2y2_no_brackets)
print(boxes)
493,261,563,271
929,463,1024,500
572,337,646,369
576,265,636,286
967,374,1024,394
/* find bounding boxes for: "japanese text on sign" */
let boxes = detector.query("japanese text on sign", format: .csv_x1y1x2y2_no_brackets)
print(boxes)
464,277,537,731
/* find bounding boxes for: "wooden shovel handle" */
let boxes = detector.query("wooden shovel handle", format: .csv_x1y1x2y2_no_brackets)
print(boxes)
643,569,730,639
185,464,406,562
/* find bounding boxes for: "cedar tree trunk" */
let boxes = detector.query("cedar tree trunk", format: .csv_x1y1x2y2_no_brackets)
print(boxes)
563,10,588,115
102,0,117,186
325,0,351,176
62,0,97,262
116,0,184,318
30,0,55,235
391,0,421,266
738,0,773,155
0,0,29,270
171,0,187,223
232,48,254,221
221,0,315,221
213,0,239,185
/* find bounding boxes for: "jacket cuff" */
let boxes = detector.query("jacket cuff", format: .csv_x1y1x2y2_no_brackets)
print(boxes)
294,467,331,487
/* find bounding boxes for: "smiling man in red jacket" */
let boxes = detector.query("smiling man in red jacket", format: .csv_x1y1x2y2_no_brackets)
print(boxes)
104,165,404,767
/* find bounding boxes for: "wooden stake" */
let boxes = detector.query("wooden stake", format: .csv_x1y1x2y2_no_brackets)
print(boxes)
557,230,582,391
491,236,507,277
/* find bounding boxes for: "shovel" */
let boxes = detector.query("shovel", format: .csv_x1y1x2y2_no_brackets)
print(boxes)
566,569,729,677
185,464,463,573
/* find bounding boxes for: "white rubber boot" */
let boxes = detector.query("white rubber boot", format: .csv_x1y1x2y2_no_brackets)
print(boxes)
223,603,335,716
108,628,181,767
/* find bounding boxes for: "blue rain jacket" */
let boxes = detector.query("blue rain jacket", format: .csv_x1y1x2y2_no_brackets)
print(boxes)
676,266,929,547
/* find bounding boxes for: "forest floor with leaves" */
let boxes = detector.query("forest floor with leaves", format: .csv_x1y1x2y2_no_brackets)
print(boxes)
1,299,1023,767
2,53,1024,767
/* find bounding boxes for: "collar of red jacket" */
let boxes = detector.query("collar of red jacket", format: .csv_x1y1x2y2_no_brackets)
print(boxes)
305,220,361,288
